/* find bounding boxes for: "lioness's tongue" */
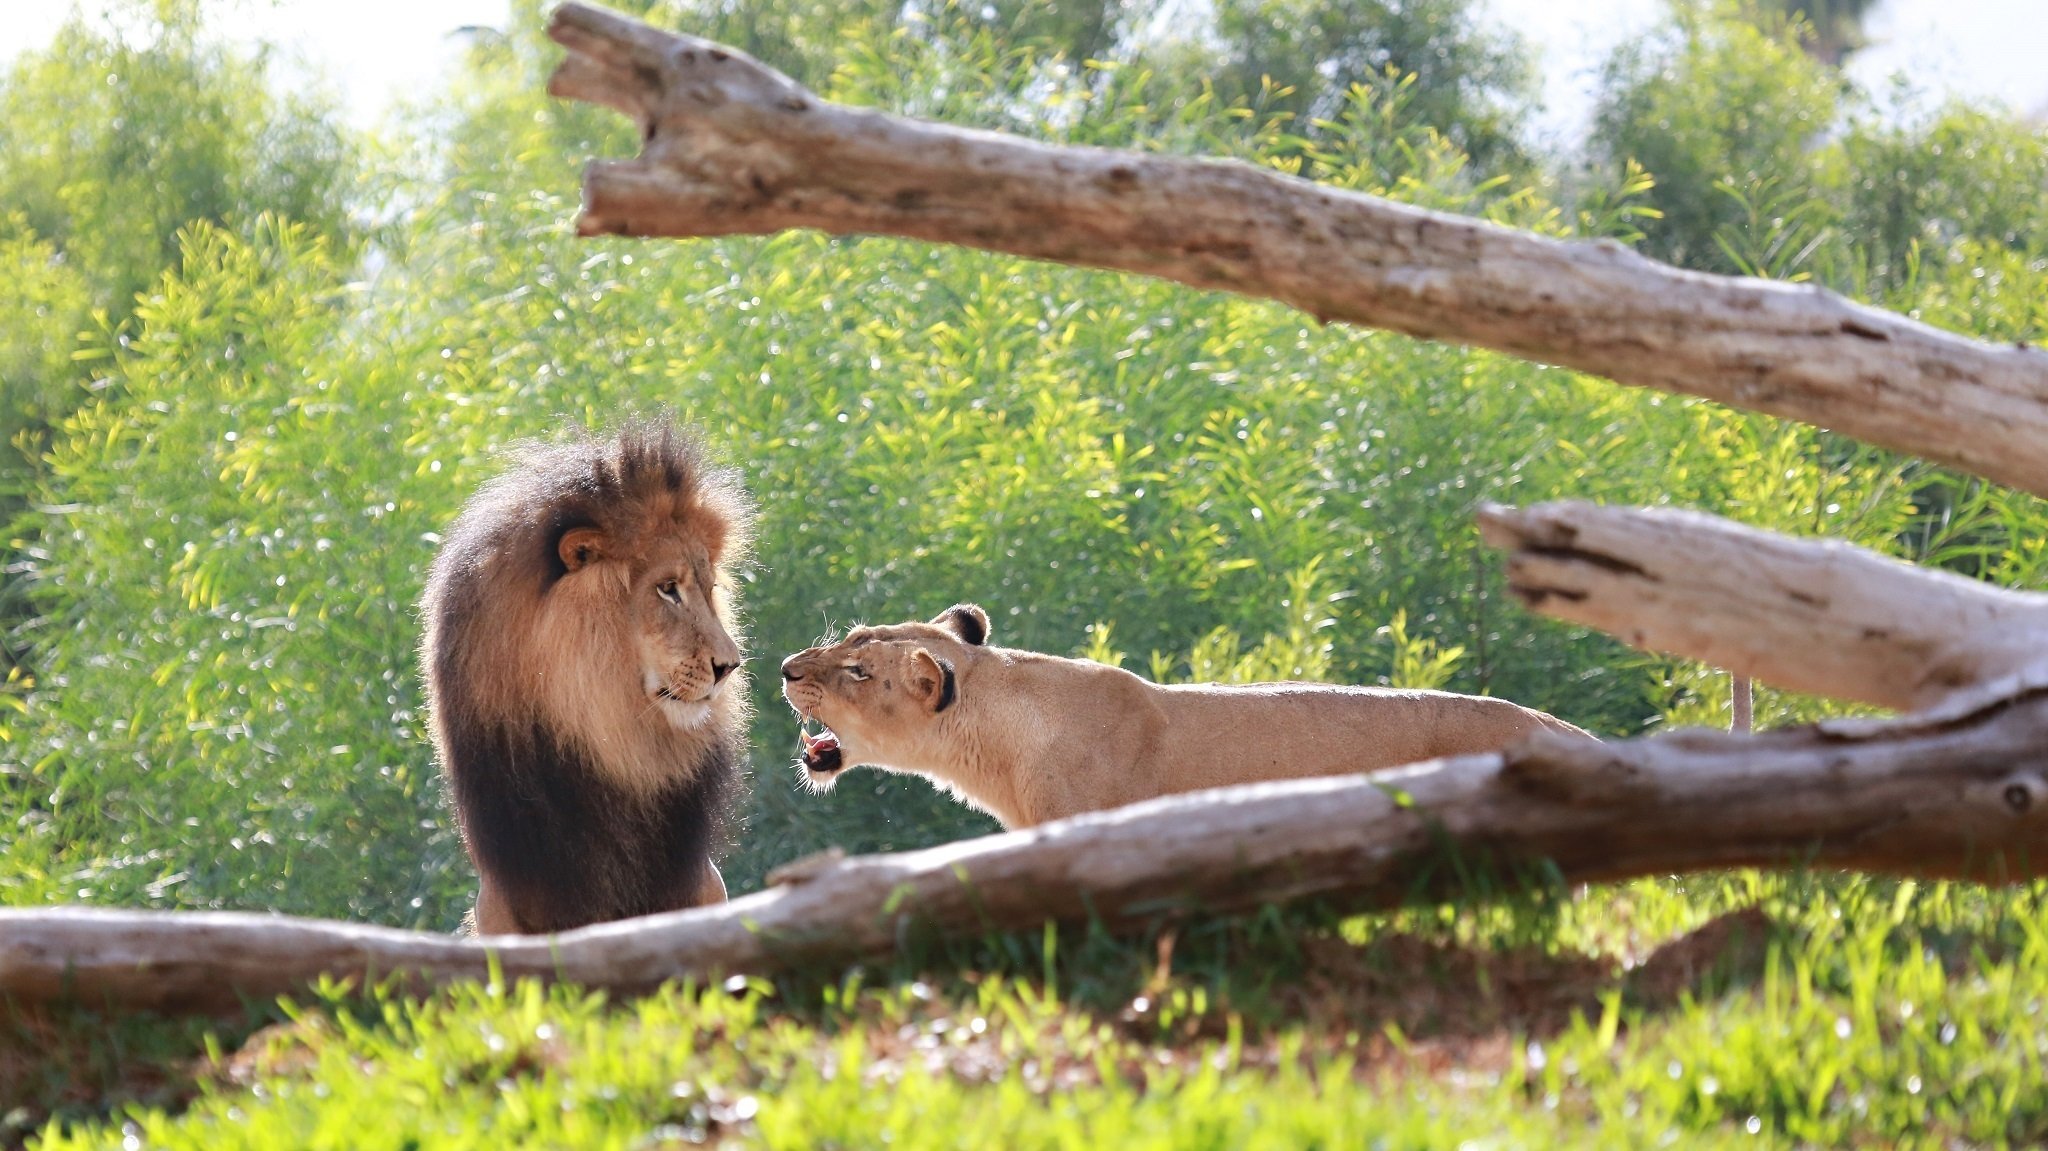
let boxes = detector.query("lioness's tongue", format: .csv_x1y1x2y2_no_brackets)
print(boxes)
798,726,843,773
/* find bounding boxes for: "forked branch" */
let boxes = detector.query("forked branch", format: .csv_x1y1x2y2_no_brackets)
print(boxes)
544,2,2048,497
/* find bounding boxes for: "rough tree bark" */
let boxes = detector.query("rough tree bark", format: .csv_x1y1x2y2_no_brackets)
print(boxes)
545,2,2048,497
1475,503,2048,714
5,4,2045,1010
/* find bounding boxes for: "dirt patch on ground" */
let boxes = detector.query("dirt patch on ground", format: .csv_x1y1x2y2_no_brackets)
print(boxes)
0,998,275,1149
1627,906,1775,1007
1248,906,1779,1083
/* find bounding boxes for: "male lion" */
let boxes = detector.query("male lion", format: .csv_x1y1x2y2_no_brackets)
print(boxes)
782,604,1592,829
420,419,752,935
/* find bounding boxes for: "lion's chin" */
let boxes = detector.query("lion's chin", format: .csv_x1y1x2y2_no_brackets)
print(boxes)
656,698,714,731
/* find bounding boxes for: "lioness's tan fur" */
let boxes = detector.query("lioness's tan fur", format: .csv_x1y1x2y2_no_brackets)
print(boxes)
782,604,1593,828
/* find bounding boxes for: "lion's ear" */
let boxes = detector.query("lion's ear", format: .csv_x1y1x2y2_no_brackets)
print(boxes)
932,603,990,646
909,649,957,714
557,527,608,572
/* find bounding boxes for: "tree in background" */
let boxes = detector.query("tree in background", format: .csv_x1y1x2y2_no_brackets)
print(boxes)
0,0,357,677
0,0,356,324
0,0,355,464
1153,0,1536,173
598,0,1537,175
588,0,1127,93
1838,103,2048,289
1753,0,1883,66
1589,4,1840,275
1589,0,2048,293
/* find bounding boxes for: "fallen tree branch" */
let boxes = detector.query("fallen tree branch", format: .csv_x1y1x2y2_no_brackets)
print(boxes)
544,2,2048,497
7,691,2045,1010
1475,501,2048,712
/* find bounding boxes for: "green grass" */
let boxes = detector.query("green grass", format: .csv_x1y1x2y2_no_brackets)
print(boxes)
12,870,2046,1149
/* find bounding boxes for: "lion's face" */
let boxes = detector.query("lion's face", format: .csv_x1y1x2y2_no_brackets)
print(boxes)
536,512,744,754
620,533,743,731
780,604,988,788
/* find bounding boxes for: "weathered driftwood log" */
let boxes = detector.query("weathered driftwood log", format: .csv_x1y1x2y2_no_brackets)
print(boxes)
6,685,2046,1010
1477,502,2048,713
544,2,2048,498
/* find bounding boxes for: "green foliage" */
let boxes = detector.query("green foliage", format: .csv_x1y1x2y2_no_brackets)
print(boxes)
1377,608,1463,691
1839,102,2048,289
3,219,457,921
0,0,360,642
1188,0,1537,173
0,0,356,323
1591,3,1842,274
1128,562,1338,685
1590,4,2048,297
621,0,1127,92
1750,0,1881,65
0,221,91,491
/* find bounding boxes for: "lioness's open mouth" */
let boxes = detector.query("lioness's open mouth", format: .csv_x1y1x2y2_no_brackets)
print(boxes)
797,723,844,774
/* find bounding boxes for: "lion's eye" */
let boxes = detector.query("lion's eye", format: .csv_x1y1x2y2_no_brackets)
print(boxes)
656,580,682,604
846,664,871,681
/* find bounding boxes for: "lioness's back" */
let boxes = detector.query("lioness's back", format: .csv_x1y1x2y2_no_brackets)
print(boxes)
1151,681,1586,789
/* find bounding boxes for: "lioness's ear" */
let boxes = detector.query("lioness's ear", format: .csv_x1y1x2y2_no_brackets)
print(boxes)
909,649,957,713
932,603,990,647
557,527,608,572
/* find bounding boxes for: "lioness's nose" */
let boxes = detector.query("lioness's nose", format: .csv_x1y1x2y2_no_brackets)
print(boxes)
712,659,739,684
780,654,805,682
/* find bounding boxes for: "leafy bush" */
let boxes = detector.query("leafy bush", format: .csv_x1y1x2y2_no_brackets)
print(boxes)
0,0,356,332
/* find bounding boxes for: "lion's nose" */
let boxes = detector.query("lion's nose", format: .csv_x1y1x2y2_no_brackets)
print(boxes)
780,655,805,682
712,659,739,685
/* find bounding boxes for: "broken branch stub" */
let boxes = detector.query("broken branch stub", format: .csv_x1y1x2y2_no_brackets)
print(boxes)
545,1,2048,498
7,691,2047,1010
1475,501,2048,713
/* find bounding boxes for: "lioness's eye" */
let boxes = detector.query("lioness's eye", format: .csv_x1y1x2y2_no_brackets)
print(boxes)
656,580,682,604
846,664,871,681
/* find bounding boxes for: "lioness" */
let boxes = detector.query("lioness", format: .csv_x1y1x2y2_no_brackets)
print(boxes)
781,604,1593,828
420,419,752,935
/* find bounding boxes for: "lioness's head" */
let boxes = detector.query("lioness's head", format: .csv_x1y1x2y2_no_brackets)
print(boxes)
779,603,991,787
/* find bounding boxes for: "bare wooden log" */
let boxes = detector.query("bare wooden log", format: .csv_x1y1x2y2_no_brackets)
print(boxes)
544,2,2048,497
1476,501,2048,712
7,689,2046,1011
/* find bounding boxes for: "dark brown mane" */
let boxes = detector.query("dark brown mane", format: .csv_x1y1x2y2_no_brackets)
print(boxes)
440,419,752,593
419,417,753,934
